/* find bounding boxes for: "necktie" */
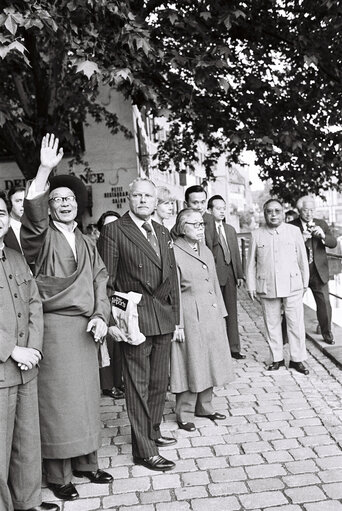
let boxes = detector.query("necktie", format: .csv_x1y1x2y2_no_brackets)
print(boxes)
303,223,314,264
218,224,231,265
142,222,160,258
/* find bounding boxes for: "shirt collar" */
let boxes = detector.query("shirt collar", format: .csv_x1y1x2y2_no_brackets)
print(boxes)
53,220,77,233
129,210,152,229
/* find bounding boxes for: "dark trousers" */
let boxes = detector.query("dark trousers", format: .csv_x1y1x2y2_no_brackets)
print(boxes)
44,451,98,485
100,335,123,390
121,334,172,458
221,264,241,353
0,378,42,511
309,264,332,335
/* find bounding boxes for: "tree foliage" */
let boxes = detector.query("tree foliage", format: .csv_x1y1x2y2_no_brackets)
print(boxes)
1,0,342,201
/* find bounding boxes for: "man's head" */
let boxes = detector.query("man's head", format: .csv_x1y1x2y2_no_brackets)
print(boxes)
128,178,157,220
285,209,298,223
8,186,25,221
185,185,207,215
48,186,78,225
296,196,315,223
0,190,11,243
263,198,284,229
208,195,226,222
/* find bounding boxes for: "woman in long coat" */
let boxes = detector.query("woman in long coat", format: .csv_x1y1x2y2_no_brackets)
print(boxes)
171,209,234,431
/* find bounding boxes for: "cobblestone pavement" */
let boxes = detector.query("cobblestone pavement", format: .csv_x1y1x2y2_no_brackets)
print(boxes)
42,289,342,511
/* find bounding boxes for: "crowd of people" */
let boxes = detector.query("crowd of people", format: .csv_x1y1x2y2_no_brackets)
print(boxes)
0,133,337,510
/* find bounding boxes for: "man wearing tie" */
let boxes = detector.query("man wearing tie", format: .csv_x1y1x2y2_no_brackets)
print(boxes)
208,195,245,359
98,178,180,472
291,196,337,344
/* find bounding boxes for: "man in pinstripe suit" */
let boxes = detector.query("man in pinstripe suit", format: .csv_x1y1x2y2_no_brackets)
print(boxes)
98,178,180,472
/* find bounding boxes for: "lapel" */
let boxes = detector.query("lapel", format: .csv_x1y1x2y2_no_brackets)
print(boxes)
223,223,233,250
175,236,207,264
152,219,170,278
118,212,162,269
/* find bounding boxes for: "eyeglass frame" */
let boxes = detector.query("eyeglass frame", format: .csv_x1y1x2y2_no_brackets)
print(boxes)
184,221,205,229
48,195,76,205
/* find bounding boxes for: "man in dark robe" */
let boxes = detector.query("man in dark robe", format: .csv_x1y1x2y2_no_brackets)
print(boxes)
20,134,112,502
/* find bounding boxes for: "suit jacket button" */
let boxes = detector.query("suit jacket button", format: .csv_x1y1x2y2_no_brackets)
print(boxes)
202,264,206,269
138,264,143,268
19,332,24,337
9,274,13,279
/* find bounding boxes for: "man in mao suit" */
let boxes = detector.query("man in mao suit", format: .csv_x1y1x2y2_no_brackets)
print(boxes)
291,196,337,344
98,178,180,472
0,190,59,511
207,195,245,359
247,198,310,375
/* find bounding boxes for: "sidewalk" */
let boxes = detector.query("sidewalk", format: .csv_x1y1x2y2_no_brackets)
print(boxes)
42,288,342,510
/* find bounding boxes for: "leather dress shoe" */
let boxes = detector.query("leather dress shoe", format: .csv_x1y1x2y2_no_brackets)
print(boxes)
267,360,285,371
102,388,125,399
231,352,246,360
289,360,309,375
17,503,60,511
177,421,196,431
323,332,335,345
73,469,113,483
195,412,226,421
133,454,175,471
155,436,177,447
47,482,78,501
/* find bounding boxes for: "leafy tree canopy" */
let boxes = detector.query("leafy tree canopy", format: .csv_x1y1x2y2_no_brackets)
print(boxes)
0,0,341,202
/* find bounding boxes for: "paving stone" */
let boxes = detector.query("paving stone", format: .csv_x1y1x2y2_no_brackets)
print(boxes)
210,467,247,483
262,450,293,463
304,502,342,511
103,493,139,508
228,453,265,466
208,481,248,496
289,447,317,460
315,456,342,470
140,490,172,504
323,483,342,499
152,474,181,490
247,477,285,492
285,486,327,503
245,464,287,479
64,499,101,511
283,474,321,487
191,496,241,511
285,460,319,474
318,469,342,483
156,503,191,511
175,486,208,500
239,491,288,509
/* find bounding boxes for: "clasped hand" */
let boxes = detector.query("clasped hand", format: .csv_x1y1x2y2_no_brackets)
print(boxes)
11,346,41,371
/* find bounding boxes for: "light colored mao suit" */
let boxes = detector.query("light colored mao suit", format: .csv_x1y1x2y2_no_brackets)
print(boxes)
246,223,309,363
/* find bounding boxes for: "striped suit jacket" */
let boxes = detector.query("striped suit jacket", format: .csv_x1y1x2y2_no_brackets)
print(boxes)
98,212,180,337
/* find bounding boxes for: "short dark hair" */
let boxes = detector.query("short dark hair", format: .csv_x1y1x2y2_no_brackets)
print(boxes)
185,185,207,203
8,186,25,200
285,209,298,218
263,198,283,211
0,190,11,213
97,210,121,232
207,195,225,210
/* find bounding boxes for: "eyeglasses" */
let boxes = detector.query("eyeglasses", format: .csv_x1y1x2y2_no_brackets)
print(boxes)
48,196,76,204
185,222,205,229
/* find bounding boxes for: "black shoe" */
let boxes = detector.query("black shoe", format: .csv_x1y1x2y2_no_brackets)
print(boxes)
177,421,196,431
17,504,60,511
289,360,309,375
231,352,246,360
195,412,226,421
102,388,125,399
267,360,285,371
133,455,175,472
323,332,335,345
155,436,177,447
73,469,113,484
47,482,78,501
